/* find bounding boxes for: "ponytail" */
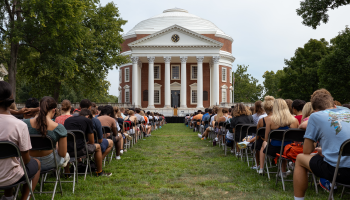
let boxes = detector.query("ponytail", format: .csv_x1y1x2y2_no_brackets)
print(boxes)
36,96,57,136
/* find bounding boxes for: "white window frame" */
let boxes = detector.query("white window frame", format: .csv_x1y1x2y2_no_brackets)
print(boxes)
222,67,227,82
124,67,130,82
191,90,198,104
171,65,180,80
125,89,130,103
222,89,227,103
154,83,162,105
189,83,197,105
154,65,161,80
191,65,198,80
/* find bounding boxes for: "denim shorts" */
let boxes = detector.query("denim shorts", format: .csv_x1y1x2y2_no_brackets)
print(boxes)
100,138,109,153
34,150,64,171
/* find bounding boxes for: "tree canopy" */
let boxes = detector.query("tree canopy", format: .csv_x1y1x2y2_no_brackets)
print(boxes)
318,27,350,103
233,65,263,102
262,70,284,98
297,0,350,29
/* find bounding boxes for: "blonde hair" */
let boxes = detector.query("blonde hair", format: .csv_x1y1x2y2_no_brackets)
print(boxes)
128,110,134,115
302,102,313,120
215,108,223,121
271,99,297,127
262,96,275,114
140,111,145,116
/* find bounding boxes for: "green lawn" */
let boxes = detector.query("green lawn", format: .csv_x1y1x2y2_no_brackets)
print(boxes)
37,124,337,199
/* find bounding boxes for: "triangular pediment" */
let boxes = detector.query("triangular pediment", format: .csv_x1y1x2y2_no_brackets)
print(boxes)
170,82,181,87
129,25,223,48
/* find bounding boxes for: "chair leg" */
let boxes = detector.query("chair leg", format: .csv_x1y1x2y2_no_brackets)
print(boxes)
341,186,346,198
312,173,318,194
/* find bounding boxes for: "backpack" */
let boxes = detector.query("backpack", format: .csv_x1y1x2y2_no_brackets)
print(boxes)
275,143,316,164
124,117,132,131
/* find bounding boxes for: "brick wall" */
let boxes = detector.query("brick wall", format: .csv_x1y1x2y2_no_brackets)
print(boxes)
201,34,232,53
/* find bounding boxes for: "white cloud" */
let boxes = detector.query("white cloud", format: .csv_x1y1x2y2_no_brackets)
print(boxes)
102,0,350,96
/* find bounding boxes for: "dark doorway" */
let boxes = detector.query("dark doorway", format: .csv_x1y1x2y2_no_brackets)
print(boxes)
171,90,180,108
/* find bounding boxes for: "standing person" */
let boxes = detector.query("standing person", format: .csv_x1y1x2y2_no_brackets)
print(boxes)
293,89,350,199
264,99,299,177
292,99,306,124
0,81,41,200
252,100,267,125
55,100,72,125
64,108,111,177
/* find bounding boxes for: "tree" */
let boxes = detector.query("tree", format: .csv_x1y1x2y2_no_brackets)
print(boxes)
15,2,128,101
297,0,350,29
318,27,350,103
278,39,329,101
233,65,263,102
262,70,284,98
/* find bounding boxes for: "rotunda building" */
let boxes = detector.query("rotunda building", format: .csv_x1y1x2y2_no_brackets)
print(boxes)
118,8,235,115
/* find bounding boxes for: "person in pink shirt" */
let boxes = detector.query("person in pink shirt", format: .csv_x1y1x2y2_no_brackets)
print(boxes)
0,81,41,200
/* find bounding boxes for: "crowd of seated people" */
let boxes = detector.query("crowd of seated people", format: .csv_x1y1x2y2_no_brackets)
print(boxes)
0,80,166,199
188,88,350,200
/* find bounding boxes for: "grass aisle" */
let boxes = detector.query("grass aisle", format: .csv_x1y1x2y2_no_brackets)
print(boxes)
47,124,329,199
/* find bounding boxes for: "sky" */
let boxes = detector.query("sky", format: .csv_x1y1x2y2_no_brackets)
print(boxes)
100,0,350,96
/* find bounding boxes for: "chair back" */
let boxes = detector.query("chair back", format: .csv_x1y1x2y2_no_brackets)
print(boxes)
240,124,251,140
235,124,243,134
93,129,98,142
30,135,55,151
225,123,231,130
341,139,350,156
0,141,20,159
247,125,257,136
102,126,112,135
256,127,266,138
67,130,87,141
204,120,209,125
268,130,286,142
283,129,305,143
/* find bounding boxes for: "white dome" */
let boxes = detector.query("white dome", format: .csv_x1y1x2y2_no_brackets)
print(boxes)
123,8,233,41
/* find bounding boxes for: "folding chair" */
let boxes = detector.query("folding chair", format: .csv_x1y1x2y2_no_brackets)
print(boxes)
233,124,244,157
123,122,134,147
244,125,257,166
263,129,285,180
329,139,350,200
0,141,36,200
63,130,93,183
217,122,225,148
102,126,114,165
253,127,266,172
224,123,233,155
275,129,318,192
30,135,63,200
239,124,250,161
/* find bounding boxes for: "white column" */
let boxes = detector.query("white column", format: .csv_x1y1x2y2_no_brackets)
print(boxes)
210,62,213,106
138,61,142,107
131,56,139,107
212,56,220,105
147,56,155,109
118,87,122,103
180,56,188,108
164,56,171,108
196,56,204,109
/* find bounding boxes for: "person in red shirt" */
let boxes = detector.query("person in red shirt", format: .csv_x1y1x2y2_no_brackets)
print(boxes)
292,99,306,124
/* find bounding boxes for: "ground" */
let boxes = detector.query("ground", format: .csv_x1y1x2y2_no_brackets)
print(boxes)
37,124,336,199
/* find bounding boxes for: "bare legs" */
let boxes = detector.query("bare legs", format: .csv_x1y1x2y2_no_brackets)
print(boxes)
94,144,102,173
293,154,314,198
102,139,113,160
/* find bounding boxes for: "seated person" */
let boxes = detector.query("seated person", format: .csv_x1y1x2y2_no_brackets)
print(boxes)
0,81,40,200
91,107,113,160
264,99,299,177
292,99,306,124
252,100,267,125
293,89,350,200
140,111,152,136
64,108,111,177
201,107,218,139
55,100,73,125
23,96,69,171
124,110,137,140
229,103,254,155
98,106,123,160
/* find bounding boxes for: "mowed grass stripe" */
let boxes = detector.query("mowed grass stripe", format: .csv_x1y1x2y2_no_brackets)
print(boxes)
36,124,330,199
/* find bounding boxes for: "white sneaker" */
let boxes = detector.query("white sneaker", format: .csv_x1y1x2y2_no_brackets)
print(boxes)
198,133,202,138
215,137,218,142
285,170,292,176
61,152,70,168
116,156,121,160
251,165,259,170
120,150,124,155
230,150,234,154
258,168,263,174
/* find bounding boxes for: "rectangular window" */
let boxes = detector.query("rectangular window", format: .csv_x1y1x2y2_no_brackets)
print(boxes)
154,65,160,80
222,68,227,82
191,90,197,104
191,65,197,80
125,90,130,102
171,65,180,80
222,89,227,103
119,70,122,83
125,68,130,82
154,90,160,104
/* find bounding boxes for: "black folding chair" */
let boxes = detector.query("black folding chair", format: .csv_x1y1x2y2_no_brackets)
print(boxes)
233,124,244,157
253,127,266,171
30,135,63,200
123,122,134,147
0,141,36,200
263,129,285,180
239,124,251,161
329,139,350,200
102,126,114,164
244,125,257,166
224,123,233,155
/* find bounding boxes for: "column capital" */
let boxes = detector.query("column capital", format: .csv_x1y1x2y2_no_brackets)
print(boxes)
180,56,188,63
163,56,171,63
212,56,220,64
196,56,204,63
131,56,139,64
147,56,155,64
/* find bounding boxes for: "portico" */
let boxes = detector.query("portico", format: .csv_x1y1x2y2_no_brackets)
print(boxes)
118,8,235,115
